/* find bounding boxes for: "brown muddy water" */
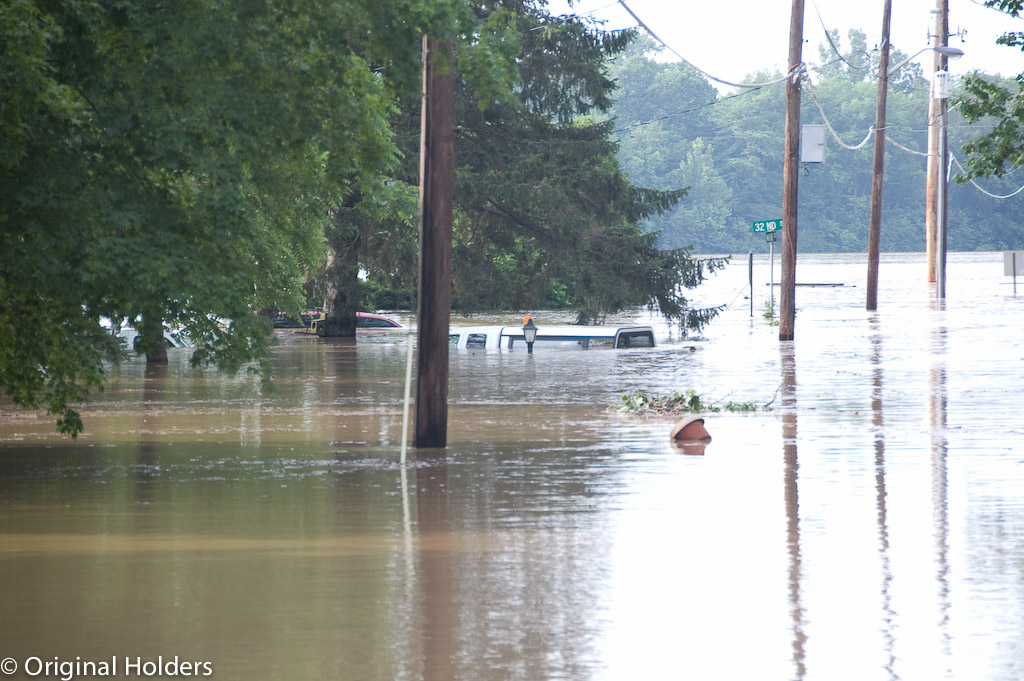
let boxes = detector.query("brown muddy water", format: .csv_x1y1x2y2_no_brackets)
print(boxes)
2,252,1023,680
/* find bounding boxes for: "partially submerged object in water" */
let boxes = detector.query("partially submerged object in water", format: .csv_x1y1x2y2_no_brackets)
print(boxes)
670,415,711,441
670,415,711,455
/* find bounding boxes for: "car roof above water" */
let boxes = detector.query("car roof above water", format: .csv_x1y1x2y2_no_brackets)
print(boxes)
448,324,655,350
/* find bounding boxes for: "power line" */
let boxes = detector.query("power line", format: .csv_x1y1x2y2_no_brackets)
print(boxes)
804,73,1024,199
612,88,762,134
805,75,874,150
611,54,876,136
950,153,1024,198
884,135,927,157
615,0,802,89
572,0,620,15
812,0,872,71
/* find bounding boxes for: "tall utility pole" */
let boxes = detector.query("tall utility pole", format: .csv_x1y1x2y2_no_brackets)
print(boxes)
779,0,805,341
925,0,950,285
415,36,455,450
866,0,892,311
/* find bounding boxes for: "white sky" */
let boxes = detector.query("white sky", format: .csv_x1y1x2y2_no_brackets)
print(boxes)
547,0,1024,89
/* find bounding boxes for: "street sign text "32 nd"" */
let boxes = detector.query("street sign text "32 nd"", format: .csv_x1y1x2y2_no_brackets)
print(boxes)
752,219,782,234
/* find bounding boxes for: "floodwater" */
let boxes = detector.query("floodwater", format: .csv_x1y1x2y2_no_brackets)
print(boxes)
1,252,1023,681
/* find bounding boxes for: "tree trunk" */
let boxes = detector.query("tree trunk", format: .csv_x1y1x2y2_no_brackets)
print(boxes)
320,220,361,338
139,315,168,364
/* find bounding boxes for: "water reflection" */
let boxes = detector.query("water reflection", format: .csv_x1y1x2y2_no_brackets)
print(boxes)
135,363,167,505
668,438,708,456
929,319,952,656
870,316,897,680
780,342,806,679
415,461,454,681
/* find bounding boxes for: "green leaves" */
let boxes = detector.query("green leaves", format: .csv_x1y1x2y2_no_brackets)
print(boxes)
619,389,760,415
959,73,1024,178
1,0,476,435
442,6,723,330
350,2,724,332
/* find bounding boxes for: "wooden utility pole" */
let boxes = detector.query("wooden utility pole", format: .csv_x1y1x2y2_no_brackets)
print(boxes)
926,0,949,285
866,0,892,311
779,0,804,341
415,36,455,450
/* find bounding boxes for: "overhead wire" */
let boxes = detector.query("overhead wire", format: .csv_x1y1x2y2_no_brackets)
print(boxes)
812,0,872,71
884,135,928,157
574,0,620,15
612,54,868,136
949,153,1024,198
803,67,1024,200
530,1,621,30
804,74,875,150
612,88,762,134
615,0,803,89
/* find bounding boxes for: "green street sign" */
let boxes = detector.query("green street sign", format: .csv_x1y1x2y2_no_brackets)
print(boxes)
766,231,777,243
752,219,782,234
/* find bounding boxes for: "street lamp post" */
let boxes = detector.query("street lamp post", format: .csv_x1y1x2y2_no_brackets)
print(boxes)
920,45,965,298
522,316,538,354
927,0,950,286
886,45,962,77
934,69,953,299
916,44,965,296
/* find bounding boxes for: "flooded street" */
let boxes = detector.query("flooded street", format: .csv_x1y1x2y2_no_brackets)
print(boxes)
2,252,1023,680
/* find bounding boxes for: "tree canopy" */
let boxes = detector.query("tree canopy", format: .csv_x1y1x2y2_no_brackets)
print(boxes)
0,0,492,435
341,2,727,329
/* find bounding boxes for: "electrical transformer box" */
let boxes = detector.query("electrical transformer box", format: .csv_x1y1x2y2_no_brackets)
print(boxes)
801,124,825,164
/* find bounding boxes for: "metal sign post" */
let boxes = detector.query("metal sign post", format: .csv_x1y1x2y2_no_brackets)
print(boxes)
749,252,754,317
753,220,782,318
1004,251,1024,294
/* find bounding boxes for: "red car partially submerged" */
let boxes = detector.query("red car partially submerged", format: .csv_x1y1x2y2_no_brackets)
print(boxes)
354,312,402,328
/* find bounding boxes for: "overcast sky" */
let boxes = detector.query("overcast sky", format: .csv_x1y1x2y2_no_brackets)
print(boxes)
547,0,1024,90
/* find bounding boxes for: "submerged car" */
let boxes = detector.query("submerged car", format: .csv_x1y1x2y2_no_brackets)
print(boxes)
101,318,193,349
448,324,655,350
355,312,402,328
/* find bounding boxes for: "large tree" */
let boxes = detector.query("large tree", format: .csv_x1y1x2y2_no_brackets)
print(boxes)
328,1,726,331
0,0,484,435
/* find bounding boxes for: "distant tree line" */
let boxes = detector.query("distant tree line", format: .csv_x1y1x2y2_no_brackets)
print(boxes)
607,30,1024,255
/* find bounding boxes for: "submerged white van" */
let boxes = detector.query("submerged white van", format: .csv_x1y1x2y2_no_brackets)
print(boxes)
448,324,656,350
